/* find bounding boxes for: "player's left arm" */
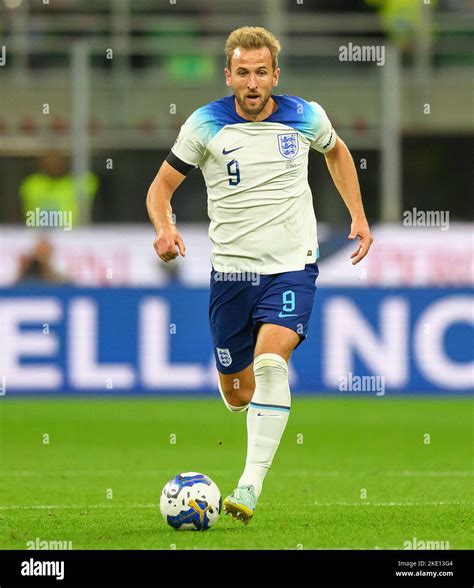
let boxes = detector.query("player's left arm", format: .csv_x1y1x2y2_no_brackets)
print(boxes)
324,136,373,265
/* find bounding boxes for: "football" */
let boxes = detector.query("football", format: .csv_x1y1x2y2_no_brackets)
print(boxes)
159,472,222,531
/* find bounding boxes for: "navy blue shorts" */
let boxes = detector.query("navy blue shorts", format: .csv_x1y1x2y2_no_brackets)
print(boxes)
209,262,319,374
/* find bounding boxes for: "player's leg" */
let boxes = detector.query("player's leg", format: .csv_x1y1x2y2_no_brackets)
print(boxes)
209,266,263,412
217,363,255,411
253,322,300,360
216,319,296,408
223,325,298,523
239,324,298,490
224,262,319,524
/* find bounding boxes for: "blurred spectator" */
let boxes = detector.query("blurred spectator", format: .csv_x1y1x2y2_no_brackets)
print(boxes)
19,152,99,227
366,0,437,58
16,237,69,284
131,4,216,80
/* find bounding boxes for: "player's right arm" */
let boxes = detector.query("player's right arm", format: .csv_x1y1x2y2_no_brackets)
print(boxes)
146,161,187,262
147,107,208,262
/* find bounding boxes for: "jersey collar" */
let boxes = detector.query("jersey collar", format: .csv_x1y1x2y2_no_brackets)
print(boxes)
229,94,282,123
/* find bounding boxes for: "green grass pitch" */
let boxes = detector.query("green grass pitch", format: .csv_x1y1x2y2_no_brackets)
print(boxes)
0,396,472,550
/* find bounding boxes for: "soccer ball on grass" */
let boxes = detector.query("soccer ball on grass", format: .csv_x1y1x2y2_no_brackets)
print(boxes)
160,472,222,531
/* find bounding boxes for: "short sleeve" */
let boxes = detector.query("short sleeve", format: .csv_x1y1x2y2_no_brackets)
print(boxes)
309,102,337,153
171,111,207,168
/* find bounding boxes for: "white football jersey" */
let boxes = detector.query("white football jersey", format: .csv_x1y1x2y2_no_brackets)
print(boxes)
170,94,336,274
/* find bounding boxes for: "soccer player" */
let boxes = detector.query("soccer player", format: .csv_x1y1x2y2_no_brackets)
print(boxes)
146,26,373,525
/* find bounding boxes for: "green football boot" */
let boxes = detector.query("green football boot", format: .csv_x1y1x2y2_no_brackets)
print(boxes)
223,484,257,525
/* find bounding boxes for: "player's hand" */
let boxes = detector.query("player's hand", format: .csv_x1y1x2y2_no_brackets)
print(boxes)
348,217,373,265
153,227,186,262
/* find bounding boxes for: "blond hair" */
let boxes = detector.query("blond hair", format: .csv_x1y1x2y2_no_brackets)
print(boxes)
225,26,281,71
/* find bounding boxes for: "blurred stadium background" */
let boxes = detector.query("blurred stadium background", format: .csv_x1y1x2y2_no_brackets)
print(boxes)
0,0,472,551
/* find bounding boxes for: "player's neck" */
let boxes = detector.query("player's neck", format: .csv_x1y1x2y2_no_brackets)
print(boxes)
234,96,278,122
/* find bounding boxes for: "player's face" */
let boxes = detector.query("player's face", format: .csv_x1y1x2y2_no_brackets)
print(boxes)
225,47,279,118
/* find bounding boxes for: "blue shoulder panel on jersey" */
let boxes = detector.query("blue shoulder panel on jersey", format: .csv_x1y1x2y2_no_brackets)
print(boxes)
267,95,320,142
189,97,243,147
191,94,320,145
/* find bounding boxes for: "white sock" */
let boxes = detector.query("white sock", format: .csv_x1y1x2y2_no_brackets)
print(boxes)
238,353,291,498
217,378,249,413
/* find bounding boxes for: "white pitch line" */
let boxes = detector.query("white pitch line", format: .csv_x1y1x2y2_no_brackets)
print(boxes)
2,469,472,477
0,503,157,510
1,469,340,476
0,470,179,477
1,500,472,511
313,501,473,507
387,471,474,477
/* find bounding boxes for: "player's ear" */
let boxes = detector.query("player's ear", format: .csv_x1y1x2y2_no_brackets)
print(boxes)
224,67,232,87
272,67,280,86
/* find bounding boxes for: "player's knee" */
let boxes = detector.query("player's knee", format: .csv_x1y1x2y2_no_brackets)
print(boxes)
224,385,254,407
218,378,255,410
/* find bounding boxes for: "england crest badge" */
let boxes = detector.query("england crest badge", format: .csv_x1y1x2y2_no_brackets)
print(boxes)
216,348,232,367
277,133,299,159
